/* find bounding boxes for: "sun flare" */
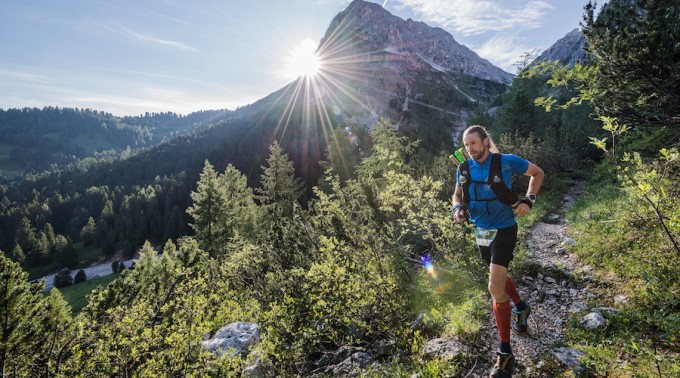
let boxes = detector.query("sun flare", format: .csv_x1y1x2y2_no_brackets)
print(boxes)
284,38,322,80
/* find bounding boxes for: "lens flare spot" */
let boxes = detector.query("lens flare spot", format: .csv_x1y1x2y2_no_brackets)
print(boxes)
284,38,321,80
420,254,438,280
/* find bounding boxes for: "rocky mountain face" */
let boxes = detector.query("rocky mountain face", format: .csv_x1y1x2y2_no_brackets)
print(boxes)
320,0,512,84
533,28,588,67
263,0,511,140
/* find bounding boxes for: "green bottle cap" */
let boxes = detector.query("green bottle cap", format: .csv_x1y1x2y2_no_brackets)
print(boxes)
453,148,466,164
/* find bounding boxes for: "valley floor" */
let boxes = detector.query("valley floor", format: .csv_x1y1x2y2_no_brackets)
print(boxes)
35,257,136,291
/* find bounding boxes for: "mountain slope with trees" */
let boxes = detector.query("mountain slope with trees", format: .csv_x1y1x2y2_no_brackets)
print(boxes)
0,107,232,178
0,0,508,277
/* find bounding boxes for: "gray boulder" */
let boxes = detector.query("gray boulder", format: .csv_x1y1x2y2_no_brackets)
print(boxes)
315,345,365,370
580,312,607,329
201,322,260,357
244,357,264,378
552,347,585,368
421,337,468,361
331,352,373,377
569,301,587,313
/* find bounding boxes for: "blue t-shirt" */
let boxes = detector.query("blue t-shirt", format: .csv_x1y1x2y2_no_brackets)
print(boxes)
456,153,529,230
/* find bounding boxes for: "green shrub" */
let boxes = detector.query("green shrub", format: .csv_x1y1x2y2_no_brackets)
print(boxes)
74,269,86,284
53,268,73,288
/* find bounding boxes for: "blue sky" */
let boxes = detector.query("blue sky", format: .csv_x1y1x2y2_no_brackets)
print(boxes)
0,0,590,116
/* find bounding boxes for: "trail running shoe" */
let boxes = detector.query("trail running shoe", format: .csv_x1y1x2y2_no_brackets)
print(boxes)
512,303,531,334
489,352,514,378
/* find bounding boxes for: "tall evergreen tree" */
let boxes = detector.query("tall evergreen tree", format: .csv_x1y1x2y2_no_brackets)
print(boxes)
43,223,56,249
255,143,310,271
583,0,680,130
0,253,48,376
37,289,74,377
186,161,224,257
14,217,36,259
9,244,25,265
80,216,97,246
356,118,418,183
220,164,258,243
255,142,303,216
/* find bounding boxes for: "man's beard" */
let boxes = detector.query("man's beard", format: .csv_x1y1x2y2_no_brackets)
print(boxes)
470,144,488,161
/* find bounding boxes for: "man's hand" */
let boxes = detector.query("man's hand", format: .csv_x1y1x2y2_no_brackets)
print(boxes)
453,208,467,223
513,202,531,216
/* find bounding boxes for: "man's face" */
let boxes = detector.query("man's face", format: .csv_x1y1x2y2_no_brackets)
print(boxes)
463,132,489,162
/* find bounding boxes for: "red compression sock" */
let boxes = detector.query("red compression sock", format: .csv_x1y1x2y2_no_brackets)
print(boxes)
505,276,521,305
493,300,512,343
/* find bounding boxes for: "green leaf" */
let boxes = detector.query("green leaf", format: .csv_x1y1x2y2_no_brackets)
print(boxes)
589,137,608,152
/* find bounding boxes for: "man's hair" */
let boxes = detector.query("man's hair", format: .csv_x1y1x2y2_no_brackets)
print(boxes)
463,125,499,153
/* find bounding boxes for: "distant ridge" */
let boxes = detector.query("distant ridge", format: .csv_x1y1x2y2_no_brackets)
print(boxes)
533,28,588,67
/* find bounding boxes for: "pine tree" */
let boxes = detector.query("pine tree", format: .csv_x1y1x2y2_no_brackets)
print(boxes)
321,126,364,182
43,223,56,250
9,244,25,265
80,217,97,246
53,234,68,253
35,231,50,264
583,0,680,129
255,142,303,216
255,143,310,271
0,253,48,376
161,205,181,244
39,289,74,376
356,118,418,183
14,217,36,259
220,164,258,243
186,160,225,257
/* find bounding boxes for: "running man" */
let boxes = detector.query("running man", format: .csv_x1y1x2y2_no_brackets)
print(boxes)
452,125,544,378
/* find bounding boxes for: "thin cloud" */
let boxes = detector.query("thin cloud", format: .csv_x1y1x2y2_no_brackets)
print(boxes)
118,25,198,52
473,32,533,73
0,68,52,84
1,68,256,116
89,20,198,52
394,0,554,36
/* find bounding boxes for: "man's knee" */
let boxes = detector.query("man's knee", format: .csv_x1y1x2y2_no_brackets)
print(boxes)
488,263,509,301
488,280,506,300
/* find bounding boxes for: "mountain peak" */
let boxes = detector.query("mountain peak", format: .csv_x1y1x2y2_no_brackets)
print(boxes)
319,0,512,84
263,0,510,132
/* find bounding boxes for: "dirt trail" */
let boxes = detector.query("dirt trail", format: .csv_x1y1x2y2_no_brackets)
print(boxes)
469,180,590,377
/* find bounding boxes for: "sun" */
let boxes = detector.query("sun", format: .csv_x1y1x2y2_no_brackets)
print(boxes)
284,38,322,80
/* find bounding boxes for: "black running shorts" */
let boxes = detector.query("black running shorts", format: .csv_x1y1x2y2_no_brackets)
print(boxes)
478,223,518,268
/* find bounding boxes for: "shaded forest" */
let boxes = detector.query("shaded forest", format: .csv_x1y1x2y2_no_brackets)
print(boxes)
0,107,231,175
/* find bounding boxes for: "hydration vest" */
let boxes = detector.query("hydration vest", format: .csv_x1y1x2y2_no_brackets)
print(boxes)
459,153,518,209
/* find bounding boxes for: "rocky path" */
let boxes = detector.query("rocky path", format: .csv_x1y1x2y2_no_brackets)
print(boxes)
468,180,592,377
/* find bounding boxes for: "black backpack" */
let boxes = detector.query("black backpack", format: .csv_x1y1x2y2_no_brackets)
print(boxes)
459,153,518,208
